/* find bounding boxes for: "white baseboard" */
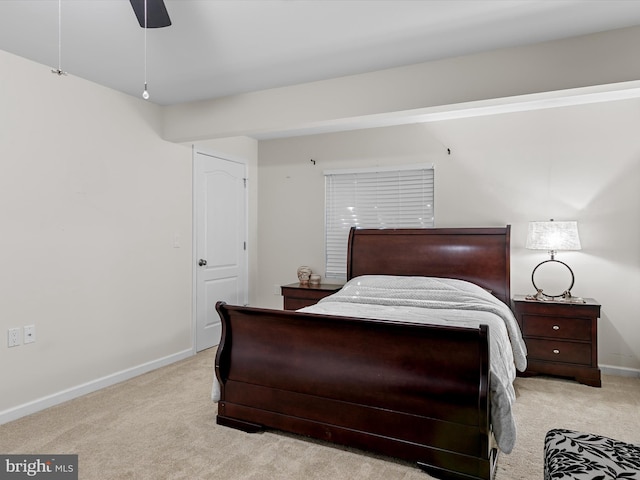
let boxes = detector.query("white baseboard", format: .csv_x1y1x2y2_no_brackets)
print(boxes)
0,348,194,426
600,364,640,378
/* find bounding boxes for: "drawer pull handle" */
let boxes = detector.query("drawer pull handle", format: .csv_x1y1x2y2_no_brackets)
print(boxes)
553,349,560,354
553,325,560,330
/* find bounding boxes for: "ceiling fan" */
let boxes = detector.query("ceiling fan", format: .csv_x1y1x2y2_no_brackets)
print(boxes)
129,0,172,28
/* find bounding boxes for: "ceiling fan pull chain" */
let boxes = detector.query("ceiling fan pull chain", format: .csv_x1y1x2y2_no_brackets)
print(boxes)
51,0,67,76
142,0,150,100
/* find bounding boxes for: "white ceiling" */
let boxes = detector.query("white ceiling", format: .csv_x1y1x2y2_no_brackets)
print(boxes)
1,1,640,106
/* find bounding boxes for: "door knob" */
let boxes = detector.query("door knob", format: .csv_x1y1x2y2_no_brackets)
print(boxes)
198,259,207,266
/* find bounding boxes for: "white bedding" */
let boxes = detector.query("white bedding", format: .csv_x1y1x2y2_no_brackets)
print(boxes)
298,275,527,454
211,275,527,454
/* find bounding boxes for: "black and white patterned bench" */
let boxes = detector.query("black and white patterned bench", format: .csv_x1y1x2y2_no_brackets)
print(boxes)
544,428,640,479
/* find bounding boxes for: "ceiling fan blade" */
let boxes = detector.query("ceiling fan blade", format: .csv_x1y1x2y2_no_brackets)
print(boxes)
129,0,172,28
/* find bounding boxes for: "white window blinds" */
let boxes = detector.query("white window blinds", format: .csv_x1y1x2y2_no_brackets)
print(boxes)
324,165,435,279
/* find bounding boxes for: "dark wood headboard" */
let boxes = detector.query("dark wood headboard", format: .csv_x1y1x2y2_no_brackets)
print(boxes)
346,226,511,305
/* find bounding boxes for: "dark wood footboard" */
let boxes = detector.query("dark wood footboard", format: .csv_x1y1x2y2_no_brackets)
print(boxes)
215,302,496,480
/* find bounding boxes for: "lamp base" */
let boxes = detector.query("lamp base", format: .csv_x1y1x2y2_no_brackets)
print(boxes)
525,290,585,303
530,259,576,299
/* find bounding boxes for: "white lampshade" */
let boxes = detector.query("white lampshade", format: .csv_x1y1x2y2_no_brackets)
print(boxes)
526,220,581,252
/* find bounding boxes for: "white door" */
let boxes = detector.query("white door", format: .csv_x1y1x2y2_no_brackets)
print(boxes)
194,151,248,352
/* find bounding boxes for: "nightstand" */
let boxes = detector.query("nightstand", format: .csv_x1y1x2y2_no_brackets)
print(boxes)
281,283,343,310
511,295,601,387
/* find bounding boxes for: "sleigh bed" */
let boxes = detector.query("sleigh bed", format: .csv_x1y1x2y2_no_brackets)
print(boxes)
213,226,526,480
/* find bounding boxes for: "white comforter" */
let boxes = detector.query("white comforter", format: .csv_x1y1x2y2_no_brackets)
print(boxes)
298,275,527,454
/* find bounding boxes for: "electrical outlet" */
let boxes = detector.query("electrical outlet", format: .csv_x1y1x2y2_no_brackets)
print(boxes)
8,328,20,347
24,325,36,344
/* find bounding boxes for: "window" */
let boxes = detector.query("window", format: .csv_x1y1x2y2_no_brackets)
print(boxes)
324,165,434,279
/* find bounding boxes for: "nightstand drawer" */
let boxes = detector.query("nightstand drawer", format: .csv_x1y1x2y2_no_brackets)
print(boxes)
521,315,591,341
526,338,591,365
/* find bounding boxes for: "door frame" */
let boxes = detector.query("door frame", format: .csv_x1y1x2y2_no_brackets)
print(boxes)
191,146,249,354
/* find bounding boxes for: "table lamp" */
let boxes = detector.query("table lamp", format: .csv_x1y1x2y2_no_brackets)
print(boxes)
525,219,581,299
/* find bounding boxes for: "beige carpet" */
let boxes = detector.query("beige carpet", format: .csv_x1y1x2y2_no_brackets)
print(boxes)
1,348,639,480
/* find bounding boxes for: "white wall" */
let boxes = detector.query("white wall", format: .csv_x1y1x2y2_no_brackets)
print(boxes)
0,50,193,420
3,20,639,423
256,124,447,307
256,99,640,374
426,100,640,373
